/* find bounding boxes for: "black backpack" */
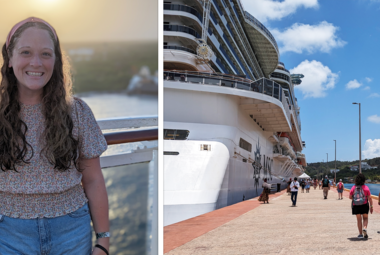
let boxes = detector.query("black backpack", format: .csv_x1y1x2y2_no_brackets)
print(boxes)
323,179,329,186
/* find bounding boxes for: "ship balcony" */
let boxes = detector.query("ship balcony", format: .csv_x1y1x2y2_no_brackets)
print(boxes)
279,137,296,159
98,116,158,254
164,4,203,24
270,71,291,86
296,152,307,167
241,11,279,77
163,70,293,132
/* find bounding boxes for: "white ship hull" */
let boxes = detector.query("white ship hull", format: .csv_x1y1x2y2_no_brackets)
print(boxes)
164,84,303,226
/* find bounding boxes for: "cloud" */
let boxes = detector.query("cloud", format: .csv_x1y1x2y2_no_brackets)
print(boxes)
365,77,373,82
363,139,380,159
363,86,370,90
369,93,380,98
345,79,362,90
272,22,346,54
368,115,380,123
241,0,319,23
290,60,338,98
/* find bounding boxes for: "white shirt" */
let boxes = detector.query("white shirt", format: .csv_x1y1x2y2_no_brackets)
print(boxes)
290,181,300,192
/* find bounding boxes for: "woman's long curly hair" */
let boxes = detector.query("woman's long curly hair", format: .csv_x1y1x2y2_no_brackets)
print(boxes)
355,173,366,186
0,21,80,172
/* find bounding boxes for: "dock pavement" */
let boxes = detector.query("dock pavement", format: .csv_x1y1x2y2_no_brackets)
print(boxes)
165,186,380,254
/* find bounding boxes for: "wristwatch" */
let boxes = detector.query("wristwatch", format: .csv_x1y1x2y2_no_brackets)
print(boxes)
96,232,111,239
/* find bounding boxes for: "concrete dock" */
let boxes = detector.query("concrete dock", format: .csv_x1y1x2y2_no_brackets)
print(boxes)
164,187,380,254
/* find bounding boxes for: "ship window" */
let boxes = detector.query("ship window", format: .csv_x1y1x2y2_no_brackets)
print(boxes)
242,158,247,163
164,129,190,140
200,144,211,151
239,138,252,152
164,151,179,155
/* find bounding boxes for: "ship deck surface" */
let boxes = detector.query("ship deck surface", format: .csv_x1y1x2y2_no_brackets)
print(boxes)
164,188,380,254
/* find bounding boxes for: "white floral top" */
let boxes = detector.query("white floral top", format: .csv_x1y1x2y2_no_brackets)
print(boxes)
0,98,107,219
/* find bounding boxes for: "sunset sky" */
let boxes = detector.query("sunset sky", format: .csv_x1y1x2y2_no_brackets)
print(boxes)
0,0,158,43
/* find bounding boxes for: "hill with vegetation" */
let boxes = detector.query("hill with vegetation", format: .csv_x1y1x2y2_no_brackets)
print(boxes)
306,157,380,181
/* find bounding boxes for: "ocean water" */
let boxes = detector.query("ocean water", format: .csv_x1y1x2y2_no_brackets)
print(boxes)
79,93,157,255
344,183,380,196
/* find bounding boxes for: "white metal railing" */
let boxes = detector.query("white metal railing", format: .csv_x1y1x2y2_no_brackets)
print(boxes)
98,115,158,255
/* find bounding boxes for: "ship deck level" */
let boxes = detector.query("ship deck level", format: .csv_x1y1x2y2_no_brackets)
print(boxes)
164,188,380,254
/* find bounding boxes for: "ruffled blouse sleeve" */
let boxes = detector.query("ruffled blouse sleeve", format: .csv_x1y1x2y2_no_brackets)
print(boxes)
73,98,107,159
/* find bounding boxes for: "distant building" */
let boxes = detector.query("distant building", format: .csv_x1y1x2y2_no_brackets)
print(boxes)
350,162,376,171
68,48,94,61
330,169,339,173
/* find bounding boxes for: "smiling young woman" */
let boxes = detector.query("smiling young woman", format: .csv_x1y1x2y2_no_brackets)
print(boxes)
0,17,110,255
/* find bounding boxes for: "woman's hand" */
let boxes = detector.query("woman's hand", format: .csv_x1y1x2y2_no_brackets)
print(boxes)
370,206,373,214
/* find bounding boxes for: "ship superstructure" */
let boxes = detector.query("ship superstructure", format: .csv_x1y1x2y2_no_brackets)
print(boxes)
163,0,307,226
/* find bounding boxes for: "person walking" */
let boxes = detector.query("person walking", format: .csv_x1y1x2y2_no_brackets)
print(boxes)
322,175,330,199
305,179,311,193
290,177,300,207
337,179,344,200
319,179,322,190
287,178,292,195
258,178,271,204
349,173,373,239
301,179,305,193
313,178,317,190
0,17,110,254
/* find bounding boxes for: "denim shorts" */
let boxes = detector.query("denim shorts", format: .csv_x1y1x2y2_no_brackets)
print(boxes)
0,203,92,255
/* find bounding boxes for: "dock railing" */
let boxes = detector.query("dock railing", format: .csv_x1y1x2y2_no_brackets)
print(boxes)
98,115,158,255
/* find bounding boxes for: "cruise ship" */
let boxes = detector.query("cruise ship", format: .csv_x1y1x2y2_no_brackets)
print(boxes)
163,0,307,226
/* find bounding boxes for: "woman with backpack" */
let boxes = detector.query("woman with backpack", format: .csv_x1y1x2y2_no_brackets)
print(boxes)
349,173,373,239
337,179,344,200
300,179,306,193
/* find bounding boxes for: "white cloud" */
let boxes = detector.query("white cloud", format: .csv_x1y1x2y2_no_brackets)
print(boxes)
365,77,373,82
363,139,380,159
369,93,380,98
363,86,370,90
290,60,338,98
272,22,346,54
368,115,380,123
345,79,362,90
241,0,319,23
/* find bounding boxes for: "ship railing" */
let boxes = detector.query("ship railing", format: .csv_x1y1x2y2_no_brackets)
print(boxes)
164,45,196,55
164,3,203,23
163,24,201,38
164,71,292,123
98,115,158,255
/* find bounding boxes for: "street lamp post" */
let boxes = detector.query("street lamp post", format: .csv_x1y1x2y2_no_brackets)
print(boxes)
326,153,328,179
353,102,361,173
334,140,336,183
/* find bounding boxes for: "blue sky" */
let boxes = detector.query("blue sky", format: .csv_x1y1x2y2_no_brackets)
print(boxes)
241,0,380,163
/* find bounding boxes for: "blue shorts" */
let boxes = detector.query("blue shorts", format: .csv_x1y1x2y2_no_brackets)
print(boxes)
338,189,343,193
0,203,92,255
